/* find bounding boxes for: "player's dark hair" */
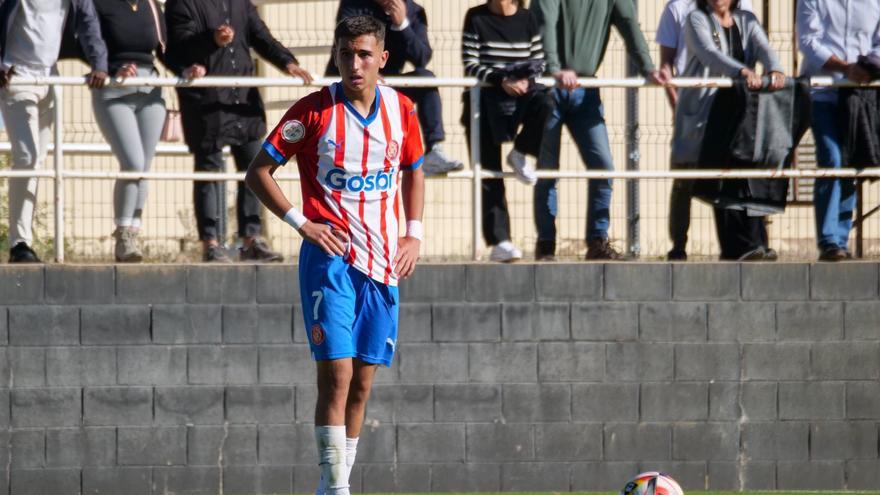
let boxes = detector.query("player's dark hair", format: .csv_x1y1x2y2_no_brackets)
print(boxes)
696,0,741,11
334,15,386,47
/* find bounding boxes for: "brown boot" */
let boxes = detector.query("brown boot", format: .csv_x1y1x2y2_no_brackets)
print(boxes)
585,238,624,260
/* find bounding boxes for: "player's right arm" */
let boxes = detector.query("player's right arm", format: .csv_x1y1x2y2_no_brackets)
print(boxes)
246,151,348,257
245,95,348,256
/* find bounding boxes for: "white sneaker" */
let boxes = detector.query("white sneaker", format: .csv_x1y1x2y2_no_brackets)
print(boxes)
506,149,537,185
423,145,464,175
489,241,523,263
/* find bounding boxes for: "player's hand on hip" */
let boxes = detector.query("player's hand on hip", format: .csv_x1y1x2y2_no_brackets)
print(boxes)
300,221,349,257
394,237,421,279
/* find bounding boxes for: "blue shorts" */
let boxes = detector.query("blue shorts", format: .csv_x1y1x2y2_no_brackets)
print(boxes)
298,240,399,366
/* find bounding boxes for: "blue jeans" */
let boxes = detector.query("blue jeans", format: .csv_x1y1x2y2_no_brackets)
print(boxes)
812,100,856,250
535,88,614,243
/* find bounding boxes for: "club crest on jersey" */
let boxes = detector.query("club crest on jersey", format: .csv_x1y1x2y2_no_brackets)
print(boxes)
386,140,400,160
311,324,325,345
281,120,305,143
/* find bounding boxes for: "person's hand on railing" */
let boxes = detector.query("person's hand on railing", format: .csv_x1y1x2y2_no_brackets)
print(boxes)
114,63,138,82
0,66,15,89
768,71,786,91
86,70,109,89
214,24,235,47
740,68,762,90
846,63,872,84
647,69,671,87
501,77,528,97
183,64,207,80
285,62,314,85
553,69,578,90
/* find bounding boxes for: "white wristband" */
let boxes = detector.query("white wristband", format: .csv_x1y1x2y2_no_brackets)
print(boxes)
406,220,424,241
282,207,309,230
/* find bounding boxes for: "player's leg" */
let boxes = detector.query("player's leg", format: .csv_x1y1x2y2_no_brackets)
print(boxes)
343,269,400,481
315,358,353,495
340,360,379,488
300,241,357,495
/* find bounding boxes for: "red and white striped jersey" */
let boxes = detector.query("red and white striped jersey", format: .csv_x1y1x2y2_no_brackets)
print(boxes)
263,83,424,286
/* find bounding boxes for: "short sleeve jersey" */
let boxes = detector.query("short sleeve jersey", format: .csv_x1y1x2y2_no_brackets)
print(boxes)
263,83,424,287
656,0,753,75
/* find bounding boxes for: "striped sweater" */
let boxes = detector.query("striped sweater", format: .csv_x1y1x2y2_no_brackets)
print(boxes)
462,4,544,85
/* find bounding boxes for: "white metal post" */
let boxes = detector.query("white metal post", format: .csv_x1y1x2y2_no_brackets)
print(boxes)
469,86,482,261
52,85,64,263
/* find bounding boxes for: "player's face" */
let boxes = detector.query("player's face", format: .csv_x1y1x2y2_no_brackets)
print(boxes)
334,34,389,95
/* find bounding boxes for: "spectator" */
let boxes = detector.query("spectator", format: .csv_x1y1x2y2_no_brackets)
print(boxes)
91,0,168,262
671,0,787,260
0,0,108,263
327,0,462,175
532,0,668,261
797,0,880,261
656,0,752,261
165,0,313,262
462,0,550,262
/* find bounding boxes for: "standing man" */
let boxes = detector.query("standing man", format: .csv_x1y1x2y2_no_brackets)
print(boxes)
0,0,108,262
532,0,667,261
327,0,462,175
246,16,424,495
797,0,880,261
165,0,314,262
656,0,752,261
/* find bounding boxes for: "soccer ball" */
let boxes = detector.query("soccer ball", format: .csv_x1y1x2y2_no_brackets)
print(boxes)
620,472,684,495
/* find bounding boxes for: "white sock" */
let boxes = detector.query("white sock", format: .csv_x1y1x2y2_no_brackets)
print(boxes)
345,437,358,481
315,426,349,495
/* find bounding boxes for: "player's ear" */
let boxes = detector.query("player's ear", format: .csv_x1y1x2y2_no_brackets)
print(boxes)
379,47,389,69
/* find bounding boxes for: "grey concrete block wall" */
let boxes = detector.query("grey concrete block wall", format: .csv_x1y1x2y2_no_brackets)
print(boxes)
0,263,877,494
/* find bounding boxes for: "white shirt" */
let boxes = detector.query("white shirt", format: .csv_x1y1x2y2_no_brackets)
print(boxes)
656,0,753,75
2,0,71,76
797,0,880,101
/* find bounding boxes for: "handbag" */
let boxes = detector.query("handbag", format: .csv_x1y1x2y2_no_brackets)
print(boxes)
146,0,184,142
160,108,183,142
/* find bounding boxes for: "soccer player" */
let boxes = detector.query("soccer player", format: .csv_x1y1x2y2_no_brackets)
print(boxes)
245,15,425,495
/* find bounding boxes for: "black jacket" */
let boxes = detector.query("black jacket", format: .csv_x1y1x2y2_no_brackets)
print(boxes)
696,77,811,212
165,0,298,153
0,0,108,72
838,88,880,170
325,0,432,76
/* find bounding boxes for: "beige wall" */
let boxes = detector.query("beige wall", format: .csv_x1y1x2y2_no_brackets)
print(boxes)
6,0,880,261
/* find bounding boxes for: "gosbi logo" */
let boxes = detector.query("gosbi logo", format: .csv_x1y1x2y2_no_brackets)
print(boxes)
311,324,325,345
324,167,396,192
386,140,400,160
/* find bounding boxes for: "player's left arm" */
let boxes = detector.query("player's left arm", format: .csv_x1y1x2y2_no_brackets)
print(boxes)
394,97,426,279
395,166,425,279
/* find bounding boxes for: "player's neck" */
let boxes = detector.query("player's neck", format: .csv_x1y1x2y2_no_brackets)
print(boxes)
342,84,377,118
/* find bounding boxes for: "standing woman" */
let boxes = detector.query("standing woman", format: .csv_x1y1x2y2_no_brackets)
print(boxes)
92,0,168,262
462,0,550,262
671,0,785,260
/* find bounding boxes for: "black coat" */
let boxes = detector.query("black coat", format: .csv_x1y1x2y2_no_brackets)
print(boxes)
165,0,298,153
325,0,432,76
695,78,811,212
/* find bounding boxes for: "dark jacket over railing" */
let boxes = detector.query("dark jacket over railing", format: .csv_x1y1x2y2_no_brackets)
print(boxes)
165,0,298,153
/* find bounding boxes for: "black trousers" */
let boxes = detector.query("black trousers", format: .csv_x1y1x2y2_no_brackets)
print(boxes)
396,68,445,148
193,139,262,241
669,179,693,252
713,207,768,260
465,90,551,245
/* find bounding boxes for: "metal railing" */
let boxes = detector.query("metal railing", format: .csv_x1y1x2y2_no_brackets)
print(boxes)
2,75,879,261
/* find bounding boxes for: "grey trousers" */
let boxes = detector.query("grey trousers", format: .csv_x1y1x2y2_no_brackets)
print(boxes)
0,84,54,247
92,77,165,229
